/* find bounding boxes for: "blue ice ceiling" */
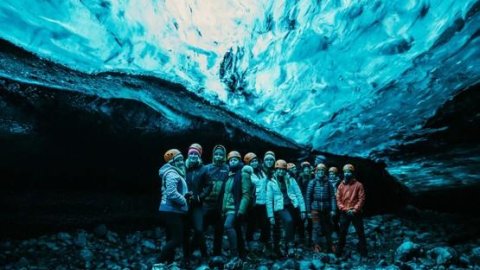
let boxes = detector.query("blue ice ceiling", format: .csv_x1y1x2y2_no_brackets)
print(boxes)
0,0,479,160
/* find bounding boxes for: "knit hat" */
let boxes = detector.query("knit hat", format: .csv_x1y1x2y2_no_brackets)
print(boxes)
211,144,227,163
264,151,276,160
188,143,203,156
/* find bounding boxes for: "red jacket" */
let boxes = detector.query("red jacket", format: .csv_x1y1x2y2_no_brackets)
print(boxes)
336,179,365,213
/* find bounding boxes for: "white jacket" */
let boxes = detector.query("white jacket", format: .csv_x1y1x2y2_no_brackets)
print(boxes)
251,170,268,205
266,175,306,218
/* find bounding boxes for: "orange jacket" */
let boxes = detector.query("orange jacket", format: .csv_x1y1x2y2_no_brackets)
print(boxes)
336,179,365,213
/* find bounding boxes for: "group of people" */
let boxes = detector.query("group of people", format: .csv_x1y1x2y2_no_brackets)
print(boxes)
157,143,368,267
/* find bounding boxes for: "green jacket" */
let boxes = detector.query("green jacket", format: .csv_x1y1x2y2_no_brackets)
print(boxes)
222,165,253,215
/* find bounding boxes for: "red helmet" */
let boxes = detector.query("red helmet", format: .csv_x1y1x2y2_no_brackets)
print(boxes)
227,151,242,161
275,159,288,169
243,152,257,164
315,163,327,172
329,167,339,173
343,164,355,172
164,149,181,163
301,161,311,168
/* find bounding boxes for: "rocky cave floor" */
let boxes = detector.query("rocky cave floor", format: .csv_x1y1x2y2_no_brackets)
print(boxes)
1,206,480,270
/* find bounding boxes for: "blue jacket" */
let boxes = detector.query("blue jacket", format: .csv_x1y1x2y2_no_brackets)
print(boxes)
306,177,336,213
159,163,188,214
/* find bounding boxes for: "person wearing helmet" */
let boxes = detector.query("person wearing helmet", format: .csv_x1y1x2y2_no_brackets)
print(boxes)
203,145,229,256
158,149,189,264
306,164,336,253
266,159,306,257
183,143,211,262
299,161,314,246
328,166,341,234
244,152,270,254
335,164,367,258
287,163,298,179
287,162,306,248
262,151,276,179
222,151,253,266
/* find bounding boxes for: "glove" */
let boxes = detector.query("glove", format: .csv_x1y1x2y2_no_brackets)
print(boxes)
184,191,193,202
269,217,275,225
300,212,306,220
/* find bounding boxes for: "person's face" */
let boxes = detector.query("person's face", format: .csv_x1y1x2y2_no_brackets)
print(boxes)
315,169,325,179
172,154,185,168
213,149,224,163
229,157,240,167
188,152,200,163
289,167,297,175
250,158,259,169
303,167,311,175
264,157,275,168
329,171,338,180
343,170,353,182
276,168,286,177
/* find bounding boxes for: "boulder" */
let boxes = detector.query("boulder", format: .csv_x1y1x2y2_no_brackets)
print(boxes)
427,247,458,266
395,241,421,262
470,246,480,264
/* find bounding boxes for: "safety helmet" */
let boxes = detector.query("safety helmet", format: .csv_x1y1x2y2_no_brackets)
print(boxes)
301,161,311,168
164,149,182,163
243,152,257,164
315,163,327,172
264,151,276,160
227,151,242,161
275,159,288,169
328,167,339,173
287,163,296,170
343,164,355,172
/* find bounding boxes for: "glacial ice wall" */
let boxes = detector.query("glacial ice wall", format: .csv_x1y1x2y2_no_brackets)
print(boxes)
0,0,479,158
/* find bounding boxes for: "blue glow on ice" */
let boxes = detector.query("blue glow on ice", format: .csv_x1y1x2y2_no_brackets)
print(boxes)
0,0,479,159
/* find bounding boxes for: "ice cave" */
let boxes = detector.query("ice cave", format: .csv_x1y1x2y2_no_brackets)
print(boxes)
0,0,479,269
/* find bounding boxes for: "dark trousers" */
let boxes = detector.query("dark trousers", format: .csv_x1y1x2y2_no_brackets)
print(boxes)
337,212,368,256
184,206,207,258
306,217,313,244
204,207,224,256
246,204,270,244
286,205,305,244
159,212,186,263
224,213,239,257
311,210,333,251
272,208,294,251
331,212,340,234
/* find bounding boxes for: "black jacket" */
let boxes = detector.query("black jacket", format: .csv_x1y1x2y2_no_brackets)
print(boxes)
185,160,211,206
